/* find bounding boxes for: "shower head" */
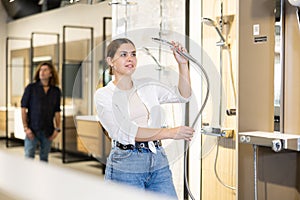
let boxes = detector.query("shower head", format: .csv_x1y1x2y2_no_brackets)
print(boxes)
151,37,198,63
201,17,226,44
202,17,218,27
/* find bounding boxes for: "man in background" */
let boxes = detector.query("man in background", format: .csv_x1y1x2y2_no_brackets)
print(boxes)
21,61,61,162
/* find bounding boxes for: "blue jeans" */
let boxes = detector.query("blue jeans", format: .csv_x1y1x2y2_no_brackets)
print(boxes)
104,146,177,199
24,130,52,162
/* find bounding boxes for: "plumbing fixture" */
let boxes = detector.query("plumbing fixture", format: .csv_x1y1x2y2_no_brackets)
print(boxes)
272,139,283,152
201,17,226,46
288,0,300,30
152,37,200,64
226,108,236,116
152,37,210,200
202,13,237,193
288,0,300,7
201,126,234,138
151,37,210,129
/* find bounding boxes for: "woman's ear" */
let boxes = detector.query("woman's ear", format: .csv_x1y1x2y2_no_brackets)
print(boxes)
106,57,113,66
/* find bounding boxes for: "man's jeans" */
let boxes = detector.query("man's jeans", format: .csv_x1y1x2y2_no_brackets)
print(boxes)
24,130,52,162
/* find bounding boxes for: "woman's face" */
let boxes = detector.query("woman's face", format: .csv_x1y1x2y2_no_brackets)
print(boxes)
108,43,137,77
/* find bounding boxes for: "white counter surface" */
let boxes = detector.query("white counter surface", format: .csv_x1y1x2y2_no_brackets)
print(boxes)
0,106,15,112
0,150,170,200
76,115,98,121
239,131,300,139
239,131,300,151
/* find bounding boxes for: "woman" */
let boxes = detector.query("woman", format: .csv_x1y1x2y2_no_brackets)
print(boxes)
94,38,194,199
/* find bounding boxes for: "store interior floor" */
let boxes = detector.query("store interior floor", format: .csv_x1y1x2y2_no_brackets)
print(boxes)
0,139,105,178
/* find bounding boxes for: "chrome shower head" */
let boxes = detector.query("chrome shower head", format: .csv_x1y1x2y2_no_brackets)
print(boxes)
202,17,218,27
202,17,226,44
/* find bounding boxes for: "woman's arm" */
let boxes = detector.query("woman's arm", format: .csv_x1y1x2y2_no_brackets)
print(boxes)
172,41,192,98
178,62,191,98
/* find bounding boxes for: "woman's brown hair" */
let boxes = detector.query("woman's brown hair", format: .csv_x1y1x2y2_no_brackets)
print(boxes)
33,62,59,86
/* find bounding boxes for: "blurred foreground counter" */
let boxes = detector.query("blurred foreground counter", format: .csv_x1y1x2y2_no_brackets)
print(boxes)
0,150,170,200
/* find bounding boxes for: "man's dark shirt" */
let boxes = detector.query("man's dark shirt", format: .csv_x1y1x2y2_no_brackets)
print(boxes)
21,81,61,137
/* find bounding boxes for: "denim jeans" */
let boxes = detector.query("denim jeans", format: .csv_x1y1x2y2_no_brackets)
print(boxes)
104,146,177,199
24,130,52,162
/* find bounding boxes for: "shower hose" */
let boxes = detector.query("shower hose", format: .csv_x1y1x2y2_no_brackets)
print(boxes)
152,37,210,200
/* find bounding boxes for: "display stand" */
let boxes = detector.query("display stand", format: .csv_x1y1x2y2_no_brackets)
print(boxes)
4,37,31,148
5,33,60,148
102,17,112,86
30,32,60,80
239,131,300,200
62,25,94,163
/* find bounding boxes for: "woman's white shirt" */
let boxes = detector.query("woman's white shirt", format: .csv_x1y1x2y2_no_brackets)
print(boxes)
94,78,190,145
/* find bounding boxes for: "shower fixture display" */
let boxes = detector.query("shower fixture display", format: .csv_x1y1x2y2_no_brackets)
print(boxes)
202,15,236,116
202,13,237,194
152,37,210,200
151,37,235,137
151,36,235,200
202,17,226,46
202,15,235,47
